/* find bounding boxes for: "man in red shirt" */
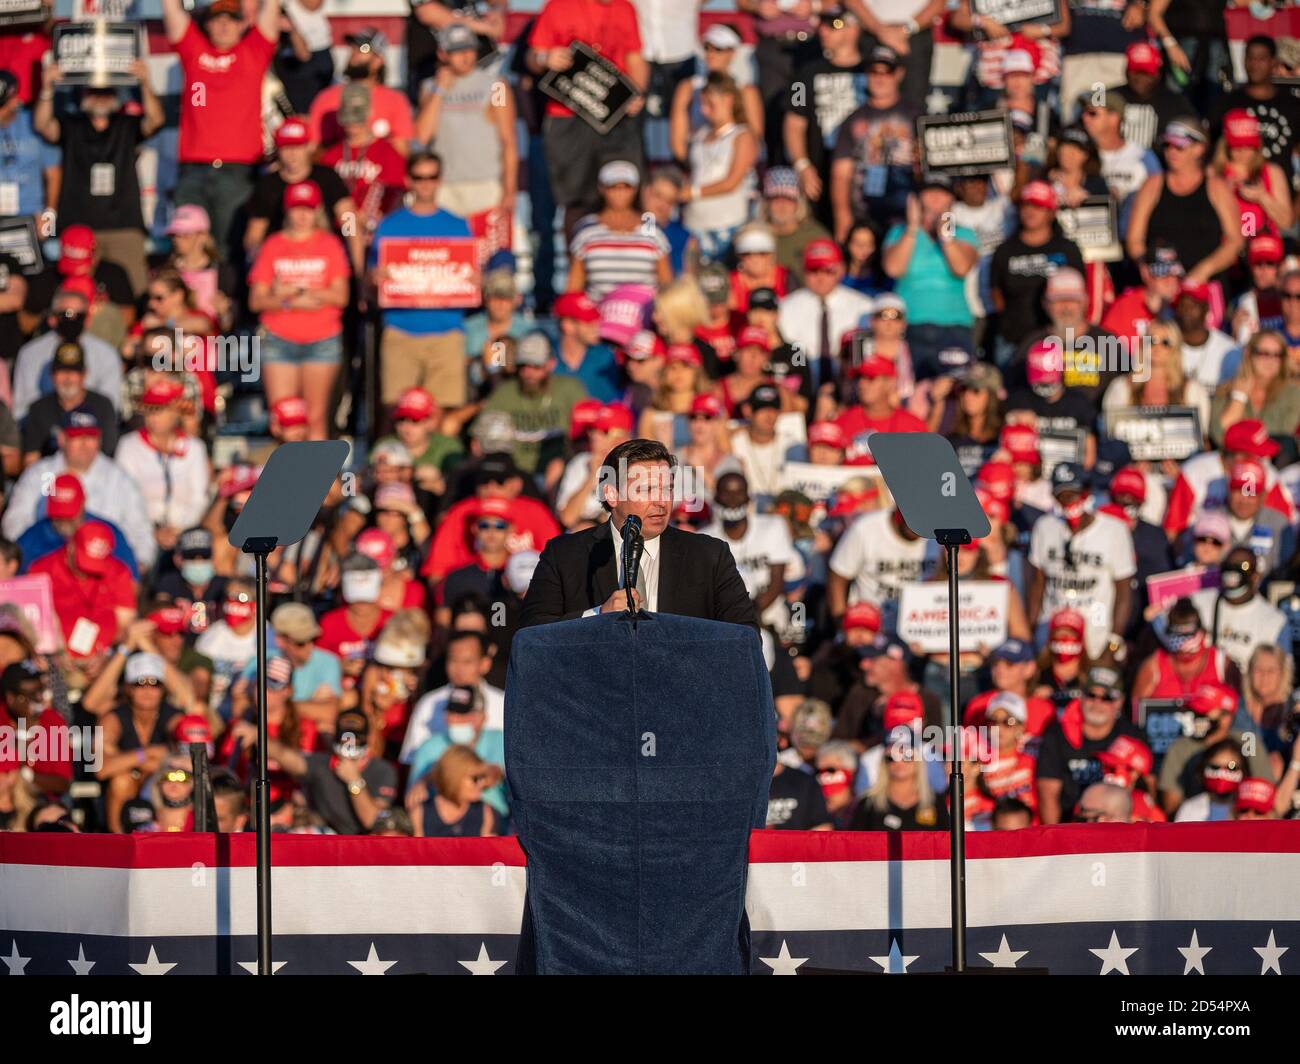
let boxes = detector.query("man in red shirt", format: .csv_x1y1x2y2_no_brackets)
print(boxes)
29,521,137,663
835,355,927,465
0,660,72,799
525,0,649,239
308,29,414,156
163,0,280,259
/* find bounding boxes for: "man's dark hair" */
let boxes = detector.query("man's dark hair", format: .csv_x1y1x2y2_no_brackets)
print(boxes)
211,768,248,816
446,628,489,657
0,536,21,570
598,438,678,513
1246,35,1277,58
991,797,1033,828
408,150,442,177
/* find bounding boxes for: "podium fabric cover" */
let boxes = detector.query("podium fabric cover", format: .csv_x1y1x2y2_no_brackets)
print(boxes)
505,611,776,974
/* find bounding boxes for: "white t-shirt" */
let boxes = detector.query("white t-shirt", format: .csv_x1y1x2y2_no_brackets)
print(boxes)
829,509,931,629
1029,511,1136,659
729,428,804,502
1180,329,1239,391
1191,588,1291,674
1099,142,1159,206
701,514,796,600
195,621,261,712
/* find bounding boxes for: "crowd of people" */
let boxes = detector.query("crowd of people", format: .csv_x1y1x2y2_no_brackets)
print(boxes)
3,0,1300,838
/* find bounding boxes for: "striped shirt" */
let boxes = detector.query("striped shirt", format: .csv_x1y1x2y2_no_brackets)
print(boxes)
569,218,670,302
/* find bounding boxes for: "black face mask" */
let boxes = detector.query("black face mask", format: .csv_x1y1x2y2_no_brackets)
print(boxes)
344,62,371,81
1220,563,1253,599
54,312,86,341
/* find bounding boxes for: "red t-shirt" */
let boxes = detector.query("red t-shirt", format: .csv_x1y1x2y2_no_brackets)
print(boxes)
322,138,408,232
696,322,735,365
0,31,49,104
316,607,393,661
980,750,1039,817
529,0,643,119
836,407,928,465
0,705,73,781
174,22,276,164
1099,286,1154,355
28,552,136,658
248,229,350,344
422,495,562,582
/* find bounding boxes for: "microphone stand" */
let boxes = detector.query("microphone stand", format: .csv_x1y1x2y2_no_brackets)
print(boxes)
622,515,646,626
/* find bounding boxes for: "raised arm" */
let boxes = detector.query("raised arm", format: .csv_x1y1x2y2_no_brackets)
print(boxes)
161,0,191,44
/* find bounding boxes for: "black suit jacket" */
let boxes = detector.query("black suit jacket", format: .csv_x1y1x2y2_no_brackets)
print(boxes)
519,520,759,629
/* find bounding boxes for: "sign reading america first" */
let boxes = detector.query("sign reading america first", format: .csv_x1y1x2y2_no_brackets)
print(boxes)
1057,195,1121,263
972,0,1062,29
53,21,144,87
916,110,1014,177
0,0,46,27
0,216,45,276
539,42,637,136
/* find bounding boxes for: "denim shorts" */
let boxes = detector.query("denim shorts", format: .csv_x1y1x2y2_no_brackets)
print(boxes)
259,329,343,365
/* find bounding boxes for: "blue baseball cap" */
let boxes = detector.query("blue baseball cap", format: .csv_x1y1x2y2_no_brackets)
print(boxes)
990,638,1034,665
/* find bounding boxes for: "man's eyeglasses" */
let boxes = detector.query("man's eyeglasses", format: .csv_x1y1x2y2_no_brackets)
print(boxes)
1084,687,1120,702
477,519,510,531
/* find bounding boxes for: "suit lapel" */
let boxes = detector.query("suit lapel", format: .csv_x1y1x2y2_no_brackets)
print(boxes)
656,526,678,614
590,519,619,608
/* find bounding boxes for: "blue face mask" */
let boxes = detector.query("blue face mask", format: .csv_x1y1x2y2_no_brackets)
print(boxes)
182,561,214,586
448,722,477,745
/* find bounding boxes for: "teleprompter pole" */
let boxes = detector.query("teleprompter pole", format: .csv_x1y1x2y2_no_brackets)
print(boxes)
245,536,278,976
936,530,970,973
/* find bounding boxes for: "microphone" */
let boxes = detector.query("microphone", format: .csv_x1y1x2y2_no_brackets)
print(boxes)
622,514,644,615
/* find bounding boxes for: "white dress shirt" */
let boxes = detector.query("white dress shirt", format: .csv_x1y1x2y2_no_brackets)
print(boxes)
777,285,875,388
584,517,663,614
633,0,702,63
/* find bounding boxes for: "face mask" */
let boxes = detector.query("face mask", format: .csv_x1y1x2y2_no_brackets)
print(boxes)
1220,564,1253,601
55,313,86,341
224,599,254,626
1203,766,1242,796
182,560,214,586
1031,382,1059,399
333,738,368,760
344,62,371,80
1166,630,1205,657
448,722,477,745
1122,503,1140,525
818,768,851,803
1050,638,1083,662
717,504,749,524
341,570,383,604
160,789,192,809
1056,495,1093,531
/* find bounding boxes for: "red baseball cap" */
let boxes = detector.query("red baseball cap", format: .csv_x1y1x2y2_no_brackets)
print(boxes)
1178,281,1211,305
1000,423,1040,463
1224,108,1262,149
1049,607,1085,635
883,690,924,730
57,225,96,276
474,497,515,522
141,379,184,408
176,714,213,744
46,473,86,520
1236,777,1276,814
737,325,772,352
1126,40,1162,75
356,527,397,569
1019,180,1057,211
148,606,188,635
272,396,309,428
394,387,436,422
1098,734,1153,778
73,521,114,575
974,486,1010,524
976,460,1016,501
596,402,635,434
690,393,723,418
1025,340,1063,385
1230,457,1265,492
828,486,878,517
569,398,604,439
1224,418,1279,458
803,238,843,272
808,420,847,449
1249,235,1284,265
283,180,323,210
554,292,601,322
1110,466,1147,503
842,601,882,634
274,117,312,147
666,343,702,366
1188,682,1237,717
854,355,897,379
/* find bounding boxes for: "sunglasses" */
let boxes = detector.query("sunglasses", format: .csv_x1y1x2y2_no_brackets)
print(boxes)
822,16,848,29
875,308,904,321
164,769,191,783
477,519,510,530
1195,536,1226,546
1253,347,1284,358
1084,688,1121,702
132,677,162,687
411,172,441,182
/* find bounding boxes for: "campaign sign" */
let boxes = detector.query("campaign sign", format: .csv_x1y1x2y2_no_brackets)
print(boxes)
917,110,1014,177
1037,427,1086,479
1137,697,1210,765
972,0,1062,28
1057,195,1121,263
540,42,638,136
897,580,1008,654
0,216,45,276
378,238,481,309
1145,565,1220,610
73,0,136,18
1103,406,1202,462
53,21,143,87
0,0,47,27
777,461,874,504
0,574,59,654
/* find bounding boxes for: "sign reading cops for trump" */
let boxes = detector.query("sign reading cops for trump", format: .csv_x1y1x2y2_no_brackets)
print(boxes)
0,0,46,27
972,0,1063,28
1057,195,1121,263
540,42,638,136
378,237,481,309
0,216,45,276
1103,406,1202,462
916,110,1014,177
53,21,144,87
1137,698,1210,765
898,580,1008,654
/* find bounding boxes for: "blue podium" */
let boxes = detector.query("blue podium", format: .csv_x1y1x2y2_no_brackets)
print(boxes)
504,611,776,974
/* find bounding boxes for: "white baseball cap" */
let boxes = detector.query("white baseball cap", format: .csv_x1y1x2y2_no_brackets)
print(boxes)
734,228,776,255
125,653,166,685
702,24,742,51
598,160,641,188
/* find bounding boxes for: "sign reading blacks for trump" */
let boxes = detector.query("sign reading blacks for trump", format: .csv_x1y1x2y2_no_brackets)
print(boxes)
916,110,1014,177
0,216,45,276
972,0,1062,28
1103,405,1202,462
53,21,144,87
898,580,1008,654
377,237,482,309
0,0,46,27
539,42,638,136
1056,195,1121,263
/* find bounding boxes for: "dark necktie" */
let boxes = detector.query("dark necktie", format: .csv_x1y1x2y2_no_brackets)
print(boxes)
818,299,834,391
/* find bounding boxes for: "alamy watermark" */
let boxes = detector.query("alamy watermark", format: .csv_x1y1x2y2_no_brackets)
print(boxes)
152,328,261,384
1042,329,1151,384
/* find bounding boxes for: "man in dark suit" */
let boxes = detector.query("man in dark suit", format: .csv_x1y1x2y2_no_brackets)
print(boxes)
520,438,758,627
